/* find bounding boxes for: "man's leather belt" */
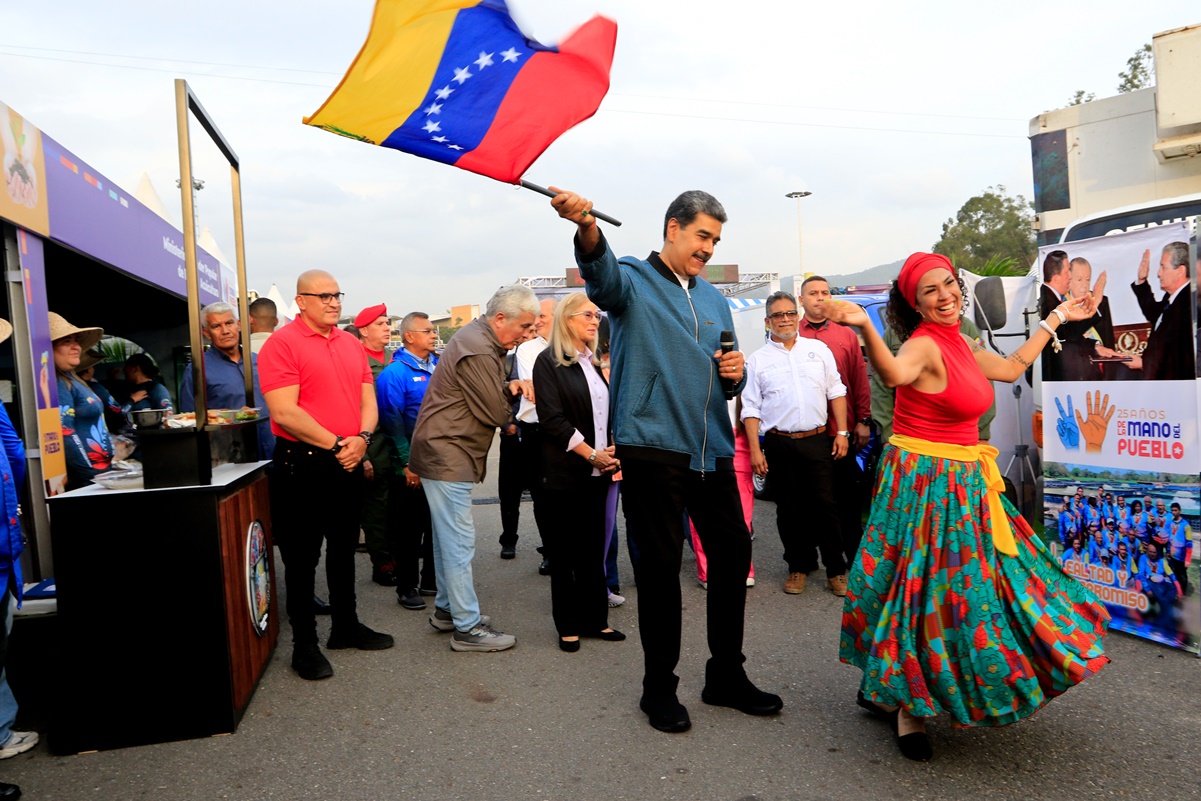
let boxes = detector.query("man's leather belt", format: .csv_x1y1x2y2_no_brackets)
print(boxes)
767,425,826,440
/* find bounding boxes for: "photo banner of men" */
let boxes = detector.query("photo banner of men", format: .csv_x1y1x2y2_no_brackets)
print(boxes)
1039,222,1200,652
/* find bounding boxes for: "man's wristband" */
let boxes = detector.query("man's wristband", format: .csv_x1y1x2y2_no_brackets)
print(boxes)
356,430,374,446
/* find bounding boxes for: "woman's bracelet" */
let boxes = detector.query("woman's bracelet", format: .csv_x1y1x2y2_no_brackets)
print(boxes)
1039,319,1063,353
1052,306,1067,324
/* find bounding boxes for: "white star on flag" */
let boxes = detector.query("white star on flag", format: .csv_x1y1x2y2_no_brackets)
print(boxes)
431,135,448,143
474,51,494,69
434,85,454,100
423,120,442,133
424,102,443,115
453,67,472,84
448,144,464,150
500,47,521,63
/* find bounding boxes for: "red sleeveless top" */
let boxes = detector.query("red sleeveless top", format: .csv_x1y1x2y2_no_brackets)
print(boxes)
893,321,994,446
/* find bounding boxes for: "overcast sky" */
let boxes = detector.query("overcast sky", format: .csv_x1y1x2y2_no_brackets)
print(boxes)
1,1,1193,317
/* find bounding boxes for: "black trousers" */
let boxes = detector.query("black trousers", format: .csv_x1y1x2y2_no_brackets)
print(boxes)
497,428,524,546
831,442,864,565
621,454,751,699
396,480,436,593
499,423,551,551
763,433,845,576
540,477,611,636
1169,557,1191,596
272,438,364,646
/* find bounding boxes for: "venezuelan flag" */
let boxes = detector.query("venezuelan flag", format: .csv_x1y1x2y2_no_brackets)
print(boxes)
304,0,616,184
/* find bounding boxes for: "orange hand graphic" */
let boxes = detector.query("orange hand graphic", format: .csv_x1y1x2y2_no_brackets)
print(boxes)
1074,390,1115,454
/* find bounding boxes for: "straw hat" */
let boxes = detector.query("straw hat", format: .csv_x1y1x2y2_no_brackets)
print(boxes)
77,347,107,373
0,319,11,345
48,313,103,352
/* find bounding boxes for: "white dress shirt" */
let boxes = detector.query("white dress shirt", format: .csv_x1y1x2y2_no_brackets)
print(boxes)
515,336,548,423
564,347,609,477
741,336,846,433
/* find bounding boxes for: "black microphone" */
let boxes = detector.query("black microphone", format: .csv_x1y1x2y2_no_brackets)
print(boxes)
719,330,736,394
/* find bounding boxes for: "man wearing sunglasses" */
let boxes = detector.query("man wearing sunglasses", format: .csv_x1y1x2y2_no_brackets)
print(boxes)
259,270,394,681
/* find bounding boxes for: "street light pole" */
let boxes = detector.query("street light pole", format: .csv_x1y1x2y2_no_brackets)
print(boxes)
785,190,812,275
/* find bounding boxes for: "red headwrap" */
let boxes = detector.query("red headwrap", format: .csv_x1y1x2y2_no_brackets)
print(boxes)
353,303,387,328
897,253,956,306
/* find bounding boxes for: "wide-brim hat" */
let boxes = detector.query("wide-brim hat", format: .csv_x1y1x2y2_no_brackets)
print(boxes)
77,347,107,373
48,312,104,352
0,319,11,345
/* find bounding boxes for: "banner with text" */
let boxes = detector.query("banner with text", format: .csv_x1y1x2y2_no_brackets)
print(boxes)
1039,223,1199,651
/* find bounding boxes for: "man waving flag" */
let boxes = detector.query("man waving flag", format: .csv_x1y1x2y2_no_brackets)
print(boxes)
304,0,617,184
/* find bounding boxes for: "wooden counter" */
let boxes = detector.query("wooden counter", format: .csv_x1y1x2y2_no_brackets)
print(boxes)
47,462,278,753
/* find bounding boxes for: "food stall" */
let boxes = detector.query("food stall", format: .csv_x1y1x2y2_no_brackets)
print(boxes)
0,86,278,752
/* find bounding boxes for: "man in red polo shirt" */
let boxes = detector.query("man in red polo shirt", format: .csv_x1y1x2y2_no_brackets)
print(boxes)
258,270,394,681
796,275,871,564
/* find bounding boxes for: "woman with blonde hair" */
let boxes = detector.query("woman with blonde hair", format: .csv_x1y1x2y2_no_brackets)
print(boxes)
532,292,624,651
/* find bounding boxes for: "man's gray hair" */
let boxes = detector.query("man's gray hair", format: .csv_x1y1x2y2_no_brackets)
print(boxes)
485,285,539,319
765,290,796,309
662,190,727,238
401,311,430,332
1163,242,1190,275
201,301,237,321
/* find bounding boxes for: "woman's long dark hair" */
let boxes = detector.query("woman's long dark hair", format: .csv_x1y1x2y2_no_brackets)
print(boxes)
125,352,164,384
883,273,970,343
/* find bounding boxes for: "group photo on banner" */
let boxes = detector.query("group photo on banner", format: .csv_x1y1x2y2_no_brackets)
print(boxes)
1038,221,1200,651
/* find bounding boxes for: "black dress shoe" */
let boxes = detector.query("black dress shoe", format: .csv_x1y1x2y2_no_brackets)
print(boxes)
581,628,626,641
291,643,333,681
418,584,437,597
701,678,783,716
0,781,20,799
312,595,332,615
558,637,581,652
639,694,691,733
538,558,552,576
372,561,400,586
500,545,516,559
398,588,427,610
327,622,395,651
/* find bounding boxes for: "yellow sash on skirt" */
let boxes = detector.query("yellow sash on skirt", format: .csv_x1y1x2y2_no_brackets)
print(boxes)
888,434,1018,557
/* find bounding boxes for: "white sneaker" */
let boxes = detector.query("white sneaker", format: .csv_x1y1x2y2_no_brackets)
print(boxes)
746,577,756,588
699,580,708,590
607,591,625,607
0,730,37,759
450,622,516,652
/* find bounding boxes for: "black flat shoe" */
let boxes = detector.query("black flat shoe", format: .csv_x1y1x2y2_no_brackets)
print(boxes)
582,628,626,641
897,730,933,761
558,637,580,653
856,690,898,730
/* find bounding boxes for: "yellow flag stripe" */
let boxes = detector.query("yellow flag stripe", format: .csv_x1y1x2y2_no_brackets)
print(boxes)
303,0,474,145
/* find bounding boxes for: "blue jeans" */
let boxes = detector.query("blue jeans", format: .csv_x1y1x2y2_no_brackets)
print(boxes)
423,479,482,632
0,590,17,739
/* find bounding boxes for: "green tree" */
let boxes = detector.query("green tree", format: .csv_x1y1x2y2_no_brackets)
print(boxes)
1067,90,1095,106
932,186,1036,275
1117,43,1152,93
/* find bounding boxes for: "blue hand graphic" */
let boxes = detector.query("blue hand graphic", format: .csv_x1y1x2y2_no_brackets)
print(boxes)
1055,396,1080,450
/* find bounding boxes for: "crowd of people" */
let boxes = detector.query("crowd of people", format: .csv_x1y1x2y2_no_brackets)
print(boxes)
16,187,1197,788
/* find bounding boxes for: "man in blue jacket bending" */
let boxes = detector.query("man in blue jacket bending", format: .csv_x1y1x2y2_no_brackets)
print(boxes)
550,187,783,733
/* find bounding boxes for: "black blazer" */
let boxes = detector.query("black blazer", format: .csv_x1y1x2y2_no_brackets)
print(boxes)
1040,285,1115,381
532,347,610,492
1133,281,1196,380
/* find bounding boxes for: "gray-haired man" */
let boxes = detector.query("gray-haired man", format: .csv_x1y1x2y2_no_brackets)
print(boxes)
408,286,538,652
179,300,275,459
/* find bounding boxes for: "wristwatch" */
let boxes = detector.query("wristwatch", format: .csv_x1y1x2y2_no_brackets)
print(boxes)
357,430,374,446
330,435,344,454
836,430,850,438
588,449,598,465
858,417,871,427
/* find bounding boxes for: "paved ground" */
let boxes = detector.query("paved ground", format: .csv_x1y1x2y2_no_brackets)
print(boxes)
4,442,1199,800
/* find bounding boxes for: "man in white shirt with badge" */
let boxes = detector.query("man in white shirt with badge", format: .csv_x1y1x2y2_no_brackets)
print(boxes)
742,290,850,597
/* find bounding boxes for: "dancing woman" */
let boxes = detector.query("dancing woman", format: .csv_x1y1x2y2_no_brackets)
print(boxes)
824,253,1110,761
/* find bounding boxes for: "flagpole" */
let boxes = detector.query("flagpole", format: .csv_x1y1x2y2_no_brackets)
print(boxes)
520,180,622,227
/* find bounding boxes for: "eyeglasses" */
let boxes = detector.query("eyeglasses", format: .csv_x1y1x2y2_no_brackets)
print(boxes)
768,310,799,320
298,292,345,305
570,311,602,321
408,328,436,335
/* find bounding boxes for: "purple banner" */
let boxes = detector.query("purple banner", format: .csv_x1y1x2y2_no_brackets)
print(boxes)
41,134,223,304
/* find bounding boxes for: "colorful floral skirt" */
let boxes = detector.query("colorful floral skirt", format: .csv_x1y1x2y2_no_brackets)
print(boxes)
839,444,1110,728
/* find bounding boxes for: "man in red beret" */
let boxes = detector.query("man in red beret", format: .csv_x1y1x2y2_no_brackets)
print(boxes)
354,304,410,596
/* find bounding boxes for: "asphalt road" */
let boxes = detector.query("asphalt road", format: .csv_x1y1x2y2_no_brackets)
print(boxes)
4,442,1199,800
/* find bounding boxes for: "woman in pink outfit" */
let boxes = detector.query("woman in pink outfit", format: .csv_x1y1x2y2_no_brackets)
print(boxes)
691,398,756,588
